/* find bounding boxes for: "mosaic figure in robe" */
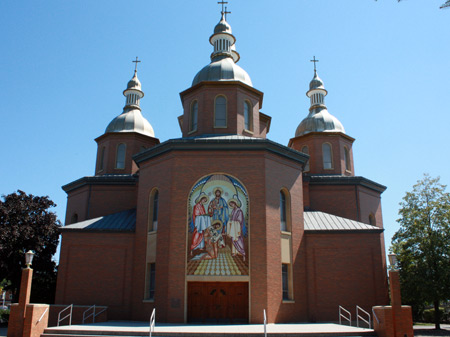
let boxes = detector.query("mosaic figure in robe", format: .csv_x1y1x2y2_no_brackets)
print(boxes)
190,192,210,255
202,220,225,260
207,187,229,233
227,196,246,261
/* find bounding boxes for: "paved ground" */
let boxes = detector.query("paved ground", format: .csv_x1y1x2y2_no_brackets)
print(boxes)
414,324,450,336
1,322,449,336
47,321,375,334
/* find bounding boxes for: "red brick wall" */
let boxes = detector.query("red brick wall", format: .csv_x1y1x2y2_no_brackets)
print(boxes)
304,233,389,322
58,145,388,324
308,184,383,225
309,185,359,220
289,132,355,176
131,149,304,323
55,232,135,320
94,132,159,175
64,184,137,224
180,83,265,138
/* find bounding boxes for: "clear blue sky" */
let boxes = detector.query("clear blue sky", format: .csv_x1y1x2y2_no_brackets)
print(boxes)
1,1,449,263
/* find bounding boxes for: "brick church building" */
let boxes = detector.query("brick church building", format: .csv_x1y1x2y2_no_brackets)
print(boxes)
55,10,389,324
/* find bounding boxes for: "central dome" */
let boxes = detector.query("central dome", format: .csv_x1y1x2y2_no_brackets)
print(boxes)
192,56,252,87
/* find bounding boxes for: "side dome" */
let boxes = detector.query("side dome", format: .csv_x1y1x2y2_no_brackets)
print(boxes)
214,17,232,34
192,56,252,87
295,107,345,137
309,72,324,90
126,71,142,91
106,109,155,137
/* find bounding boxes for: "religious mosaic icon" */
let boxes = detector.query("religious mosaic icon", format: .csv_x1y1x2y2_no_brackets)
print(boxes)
187,174,249,276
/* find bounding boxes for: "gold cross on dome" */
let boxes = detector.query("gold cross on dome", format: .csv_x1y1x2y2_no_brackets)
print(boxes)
132,56,141,72
310,56,319,72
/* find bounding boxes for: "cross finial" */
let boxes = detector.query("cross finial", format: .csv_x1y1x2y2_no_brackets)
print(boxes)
310,56,319,73
224,6,231,20
132,56,141,72
217,1,228,15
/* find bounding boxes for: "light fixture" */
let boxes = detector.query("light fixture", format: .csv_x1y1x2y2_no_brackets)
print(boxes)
25,250,35,268
388,253,398,269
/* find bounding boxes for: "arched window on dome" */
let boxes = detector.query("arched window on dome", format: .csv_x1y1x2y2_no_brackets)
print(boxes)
322,143,333,170
190,100,198,132
369,213,376,227
214,95,227,128
244,100,253,131
344,146,351,172
301,146,310,172
71,213,78,224
116,143,126,169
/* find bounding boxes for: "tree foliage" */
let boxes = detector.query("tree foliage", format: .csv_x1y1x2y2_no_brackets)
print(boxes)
0,190,61,303
392,175,450,329
380,0,450,9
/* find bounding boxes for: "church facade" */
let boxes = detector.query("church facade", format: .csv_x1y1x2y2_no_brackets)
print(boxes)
55,11,389,324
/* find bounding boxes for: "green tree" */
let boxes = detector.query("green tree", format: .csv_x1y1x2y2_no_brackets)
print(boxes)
0,190,61,303
392,175,450,329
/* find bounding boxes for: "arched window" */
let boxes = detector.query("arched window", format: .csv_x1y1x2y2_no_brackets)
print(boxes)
190,100,198,132
344,146,351,172
116,143,126,169
71,213,78,224
214,96,227,127
99,147,105,171
322,143,333,169
244,101,252,131
369,213,376,226
280,191,287,231
149,190,159,232
301,146,309,172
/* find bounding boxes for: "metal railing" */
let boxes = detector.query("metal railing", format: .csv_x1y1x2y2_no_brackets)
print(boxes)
356,305,371,328
36,307,49,324
372,308,380,326
57,304,73,326
82,305,107,324
149,308,155,337
339,305,351,326
263,309,267,337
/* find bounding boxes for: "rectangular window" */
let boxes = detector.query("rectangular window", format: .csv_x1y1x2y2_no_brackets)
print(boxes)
282,264,289,300
147,263,156,300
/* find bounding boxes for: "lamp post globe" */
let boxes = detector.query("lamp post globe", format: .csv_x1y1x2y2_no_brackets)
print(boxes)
25,250,35,268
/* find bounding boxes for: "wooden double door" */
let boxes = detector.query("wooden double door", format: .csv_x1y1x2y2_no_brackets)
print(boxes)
187,282,249,323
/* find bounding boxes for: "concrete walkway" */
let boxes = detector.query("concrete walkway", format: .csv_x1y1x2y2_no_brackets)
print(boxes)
46,321,375,335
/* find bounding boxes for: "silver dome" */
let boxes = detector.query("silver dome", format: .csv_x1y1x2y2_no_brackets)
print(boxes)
192,56,252,86
106,108,155,137
126,71,142,91
295,107,345,137
309,71,325,91
214,16,232,34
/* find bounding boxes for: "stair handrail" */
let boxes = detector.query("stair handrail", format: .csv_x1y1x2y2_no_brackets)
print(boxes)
149,308,155,337
36,306,49,324
356,305,371,328
372,307,380,325
82,304,94,324
263,309,267,337
57,304,73,326
339,305,351,326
